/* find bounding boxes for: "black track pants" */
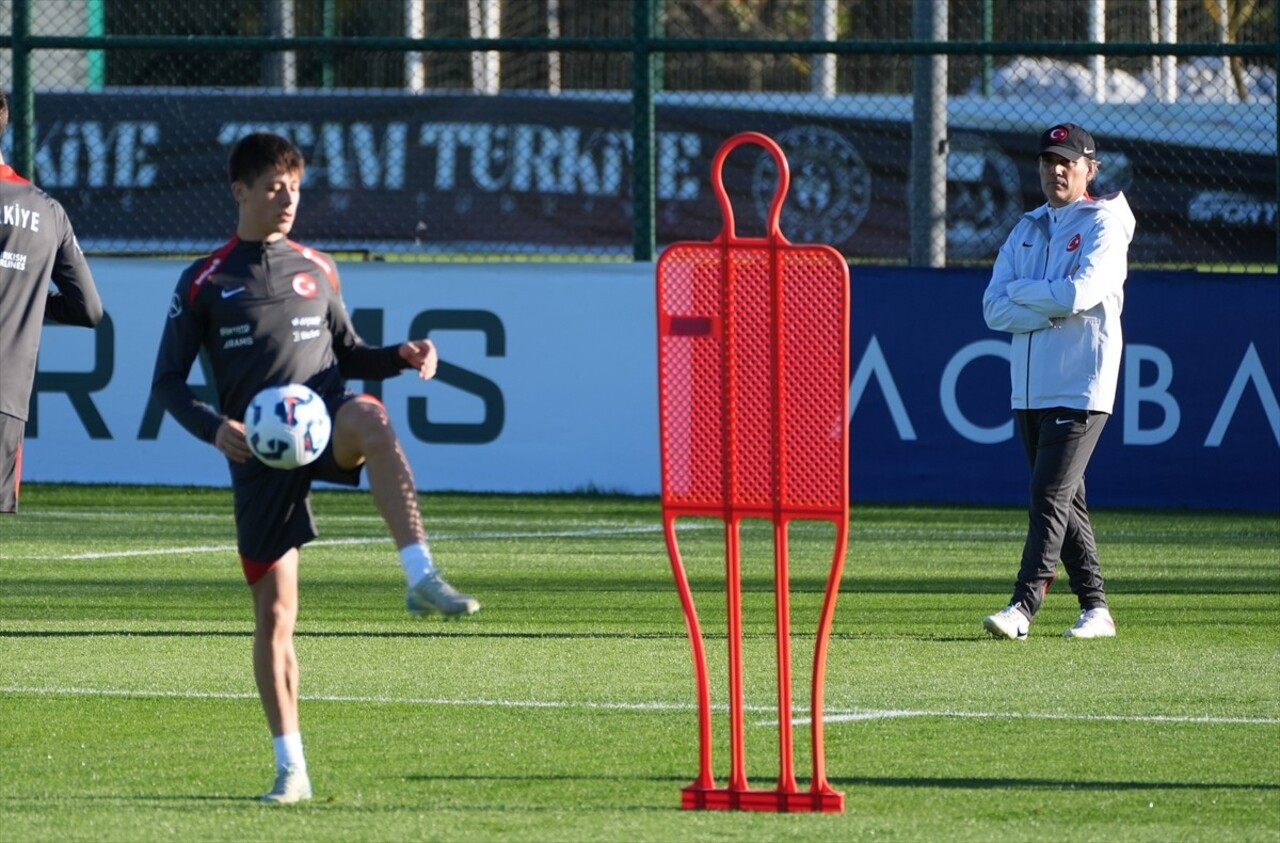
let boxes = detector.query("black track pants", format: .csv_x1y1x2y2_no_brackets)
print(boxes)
1010,408,1110,618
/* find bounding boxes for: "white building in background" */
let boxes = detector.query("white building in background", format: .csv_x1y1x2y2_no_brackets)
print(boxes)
0,0,97,90
973,56,1277,105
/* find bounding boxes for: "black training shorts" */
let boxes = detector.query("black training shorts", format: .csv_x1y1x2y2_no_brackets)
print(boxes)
230,392,363,563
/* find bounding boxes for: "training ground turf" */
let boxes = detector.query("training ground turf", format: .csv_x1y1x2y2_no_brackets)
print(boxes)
1,483,1277,842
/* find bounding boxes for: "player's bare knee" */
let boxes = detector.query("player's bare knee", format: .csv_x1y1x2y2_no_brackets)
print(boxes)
257,597,296,631
334,397,399,460
336,397,392,440
253,583,297,631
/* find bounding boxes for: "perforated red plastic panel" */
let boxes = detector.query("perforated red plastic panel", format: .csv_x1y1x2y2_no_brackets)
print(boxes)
779,246,848,509
657,147,849,519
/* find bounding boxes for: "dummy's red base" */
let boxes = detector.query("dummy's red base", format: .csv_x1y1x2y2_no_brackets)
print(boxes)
681,783,844,813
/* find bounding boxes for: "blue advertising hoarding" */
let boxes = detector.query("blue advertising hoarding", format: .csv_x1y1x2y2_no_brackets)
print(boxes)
851,268,1279,511
25,260,1278,512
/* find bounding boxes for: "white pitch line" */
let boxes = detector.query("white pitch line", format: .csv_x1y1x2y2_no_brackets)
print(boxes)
20,537,384,561
0,685,722,713
3,685,1277,727
775,709,1280,727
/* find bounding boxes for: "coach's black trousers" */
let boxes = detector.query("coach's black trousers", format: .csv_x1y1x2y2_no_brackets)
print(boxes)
1010,408,1110,619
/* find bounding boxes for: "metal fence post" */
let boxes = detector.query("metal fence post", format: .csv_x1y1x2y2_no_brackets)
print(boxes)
10,0,35,179
910,0,947,268
263,0,298,90
632,0,656,262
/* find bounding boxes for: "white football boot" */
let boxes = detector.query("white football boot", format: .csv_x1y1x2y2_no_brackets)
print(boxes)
983,605,1031,641
1063,607,1116,639
406,571,480,619
260,764,312,804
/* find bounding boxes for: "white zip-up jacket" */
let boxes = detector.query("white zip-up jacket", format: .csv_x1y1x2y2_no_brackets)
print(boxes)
982,191,1136,414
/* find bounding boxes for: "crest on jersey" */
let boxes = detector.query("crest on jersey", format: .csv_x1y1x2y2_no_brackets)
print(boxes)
292,273,317,298
1066,233,1082,252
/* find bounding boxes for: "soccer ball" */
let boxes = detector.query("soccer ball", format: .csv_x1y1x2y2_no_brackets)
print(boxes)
245,383,332,470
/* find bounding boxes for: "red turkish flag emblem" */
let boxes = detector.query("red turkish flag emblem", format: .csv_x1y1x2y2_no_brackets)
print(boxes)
1066,233,1081,252
292,273,317,298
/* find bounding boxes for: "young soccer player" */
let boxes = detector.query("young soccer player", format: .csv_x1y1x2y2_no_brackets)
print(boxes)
151,132,479,803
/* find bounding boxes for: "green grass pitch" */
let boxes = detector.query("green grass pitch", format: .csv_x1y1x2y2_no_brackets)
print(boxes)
1,483,1277,842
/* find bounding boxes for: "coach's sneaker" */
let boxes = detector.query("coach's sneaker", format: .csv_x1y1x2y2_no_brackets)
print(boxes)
1063,607,1116,639
983,604,1030,641
406,571,480,619
260,764,311,804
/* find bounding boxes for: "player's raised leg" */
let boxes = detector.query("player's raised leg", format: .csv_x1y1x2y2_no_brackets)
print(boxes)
331,396,479,619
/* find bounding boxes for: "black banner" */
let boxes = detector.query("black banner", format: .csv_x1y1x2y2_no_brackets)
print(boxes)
19,91,1276,263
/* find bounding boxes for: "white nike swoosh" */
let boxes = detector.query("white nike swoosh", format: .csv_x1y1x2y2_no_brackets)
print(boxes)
221,287,247,299
1055,417,1075,425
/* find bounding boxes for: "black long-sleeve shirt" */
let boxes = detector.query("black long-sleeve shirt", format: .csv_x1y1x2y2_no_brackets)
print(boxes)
0,164,104,421
151,236,407,444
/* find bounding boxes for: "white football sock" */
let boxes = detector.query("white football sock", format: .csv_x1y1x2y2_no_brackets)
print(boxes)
273,732,306,772
399,543,438,586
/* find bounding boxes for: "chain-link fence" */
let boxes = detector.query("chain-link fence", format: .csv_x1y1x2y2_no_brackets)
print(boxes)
2,0,1276,269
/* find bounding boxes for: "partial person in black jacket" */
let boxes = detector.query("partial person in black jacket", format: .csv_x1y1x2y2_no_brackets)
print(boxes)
0,91,103,513
151,132,478,805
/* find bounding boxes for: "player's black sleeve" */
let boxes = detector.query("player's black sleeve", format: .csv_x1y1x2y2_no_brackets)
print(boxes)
43,205,103,327
327,281,410,380
151,270,225,444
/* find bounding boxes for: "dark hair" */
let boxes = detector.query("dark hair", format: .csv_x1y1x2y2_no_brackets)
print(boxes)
0,91,9,140
228,132,304,185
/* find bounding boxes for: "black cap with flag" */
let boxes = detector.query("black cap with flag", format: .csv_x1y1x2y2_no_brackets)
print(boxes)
1038,123,1097,160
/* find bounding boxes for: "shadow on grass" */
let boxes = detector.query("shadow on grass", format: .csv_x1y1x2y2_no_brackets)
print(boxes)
402,771,1280,793
402,773,693,784
0,794,265,804
826,775,1280,792
0,629,693,640
0,629,994,642
4,572,1275,598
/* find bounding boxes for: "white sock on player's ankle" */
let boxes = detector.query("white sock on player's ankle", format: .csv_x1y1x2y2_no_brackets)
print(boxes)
399,543,437,586
272,731,306,772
